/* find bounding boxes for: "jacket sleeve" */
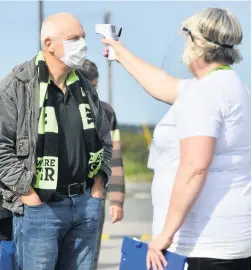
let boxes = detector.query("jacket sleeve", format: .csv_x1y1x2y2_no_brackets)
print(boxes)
106,108,125,207
0,79,34,196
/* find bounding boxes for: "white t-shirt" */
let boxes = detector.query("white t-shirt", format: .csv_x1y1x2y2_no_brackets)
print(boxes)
148,70,251,259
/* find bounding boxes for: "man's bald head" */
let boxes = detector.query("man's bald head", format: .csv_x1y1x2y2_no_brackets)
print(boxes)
41,12,85,50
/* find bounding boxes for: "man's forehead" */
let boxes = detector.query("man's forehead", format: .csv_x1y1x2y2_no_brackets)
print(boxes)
60,25,85,38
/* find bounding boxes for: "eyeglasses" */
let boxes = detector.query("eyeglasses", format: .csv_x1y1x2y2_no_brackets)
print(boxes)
182,27,194,42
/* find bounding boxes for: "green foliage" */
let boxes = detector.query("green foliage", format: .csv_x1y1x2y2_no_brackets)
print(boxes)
120,129,154,181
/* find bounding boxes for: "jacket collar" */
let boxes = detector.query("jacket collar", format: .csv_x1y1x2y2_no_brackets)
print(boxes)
12,56,37,83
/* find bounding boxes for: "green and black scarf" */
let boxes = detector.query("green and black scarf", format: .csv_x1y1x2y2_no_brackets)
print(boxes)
34,51,104,190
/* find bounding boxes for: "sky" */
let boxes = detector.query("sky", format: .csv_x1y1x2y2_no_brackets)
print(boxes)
0,1,250,125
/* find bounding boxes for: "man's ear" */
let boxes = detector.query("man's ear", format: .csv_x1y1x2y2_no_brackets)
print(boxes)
44,38,53,53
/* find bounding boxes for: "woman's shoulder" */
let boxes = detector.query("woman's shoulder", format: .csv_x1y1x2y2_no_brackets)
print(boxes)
178,78,197,94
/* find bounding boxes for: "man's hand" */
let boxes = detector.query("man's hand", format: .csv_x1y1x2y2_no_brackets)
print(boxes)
20,188,42,206
109,205,124,223
92,174,106,199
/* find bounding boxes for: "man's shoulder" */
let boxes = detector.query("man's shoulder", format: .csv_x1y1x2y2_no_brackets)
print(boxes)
13,59,36,80
100,101,117,127
0,57,36,96
101,101,116,115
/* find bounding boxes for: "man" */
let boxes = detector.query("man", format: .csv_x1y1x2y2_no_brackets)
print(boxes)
0,13,112,270
81,60,125,264
81,59,125,223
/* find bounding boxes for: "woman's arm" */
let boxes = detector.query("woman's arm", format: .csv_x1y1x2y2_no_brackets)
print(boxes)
102,39,180,105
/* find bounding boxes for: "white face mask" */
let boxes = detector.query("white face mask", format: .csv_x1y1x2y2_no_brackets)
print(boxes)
60,37,87,69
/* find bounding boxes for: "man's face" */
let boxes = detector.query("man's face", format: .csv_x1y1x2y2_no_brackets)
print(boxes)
91,78,98,89
44,19,86,60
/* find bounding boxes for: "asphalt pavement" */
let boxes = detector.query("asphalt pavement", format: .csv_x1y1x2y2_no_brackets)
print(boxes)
98,183,152,270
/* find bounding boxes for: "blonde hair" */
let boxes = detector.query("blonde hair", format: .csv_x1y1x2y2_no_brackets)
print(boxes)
182,8,243,65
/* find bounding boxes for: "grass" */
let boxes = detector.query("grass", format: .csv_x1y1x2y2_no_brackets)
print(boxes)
123,156,153,182
120,129,154,183
126,174,153,183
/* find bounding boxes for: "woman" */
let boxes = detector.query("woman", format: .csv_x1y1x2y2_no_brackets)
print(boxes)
102,8,251,270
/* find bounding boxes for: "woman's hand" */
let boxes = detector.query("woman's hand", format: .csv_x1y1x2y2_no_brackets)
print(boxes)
146,232,173,270
101,39,125,62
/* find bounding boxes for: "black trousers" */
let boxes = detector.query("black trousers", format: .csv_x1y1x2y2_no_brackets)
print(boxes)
0,217,13,241
187,257,251,270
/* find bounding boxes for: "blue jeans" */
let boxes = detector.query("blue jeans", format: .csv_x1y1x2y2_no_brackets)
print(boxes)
13,192,104,270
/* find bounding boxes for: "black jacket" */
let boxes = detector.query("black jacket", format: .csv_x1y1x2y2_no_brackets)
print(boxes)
0,197,12,219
